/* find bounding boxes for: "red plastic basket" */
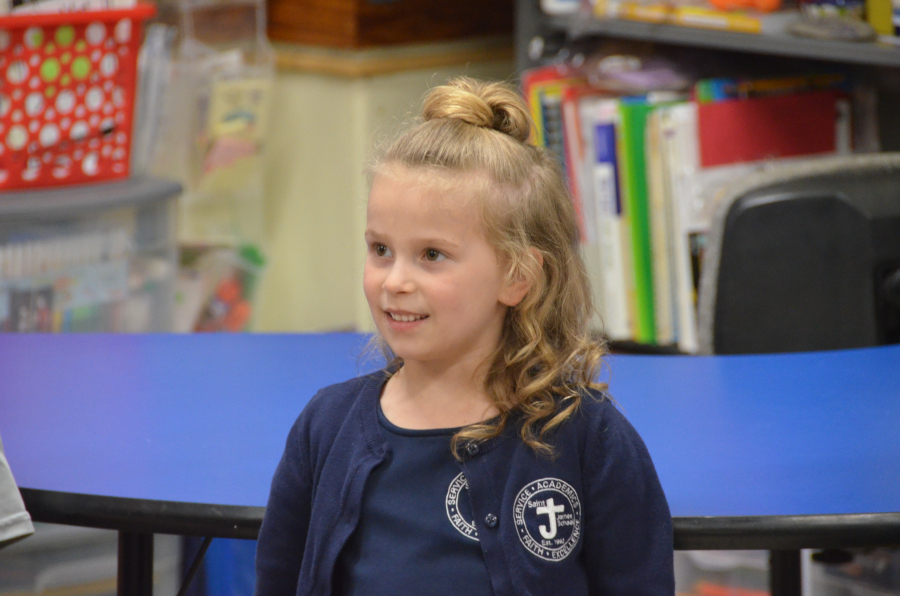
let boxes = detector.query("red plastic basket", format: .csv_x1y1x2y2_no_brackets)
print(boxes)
0,3,155,191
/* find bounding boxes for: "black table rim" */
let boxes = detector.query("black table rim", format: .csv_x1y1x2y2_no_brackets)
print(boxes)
20,487,900,550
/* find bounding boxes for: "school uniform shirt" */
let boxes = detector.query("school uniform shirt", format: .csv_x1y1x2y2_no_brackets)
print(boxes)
254,371,675,596
332,404,494,596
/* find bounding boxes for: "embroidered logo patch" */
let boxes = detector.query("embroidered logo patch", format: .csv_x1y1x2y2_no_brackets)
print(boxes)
446,472,479,541
513,478,582,561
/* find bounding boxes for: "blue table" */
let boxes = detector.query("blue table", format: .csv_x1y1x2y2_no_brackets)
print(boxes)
1,335,898,595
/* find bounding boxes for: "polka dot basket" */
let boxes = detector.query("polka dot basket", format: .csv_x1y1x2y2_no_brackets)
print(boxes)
0,4,155,190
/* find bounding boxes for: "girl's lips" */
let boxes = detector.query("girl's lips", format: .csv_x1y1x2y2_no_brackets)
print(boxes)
385,310,428,323
384,310,429,329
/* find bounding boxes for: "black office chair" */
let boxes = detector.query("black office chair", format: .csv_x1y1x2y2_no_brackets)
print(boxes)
697,152,900,355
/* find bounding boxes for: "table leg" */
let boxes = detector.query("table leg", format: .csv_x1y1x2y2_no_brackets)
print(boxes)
769,549,801,596
118,531,154,596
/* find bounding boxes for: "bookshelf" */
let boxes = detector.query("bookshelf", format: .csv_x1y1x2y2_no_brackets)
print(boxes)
514,0,900,355
516,0,900,68
547,13,900,68
515,0,900,150
517,16,900,596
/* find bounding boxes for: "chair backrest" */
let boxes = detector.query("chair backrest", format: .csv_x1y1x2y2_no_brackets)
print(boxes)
697,153,900,355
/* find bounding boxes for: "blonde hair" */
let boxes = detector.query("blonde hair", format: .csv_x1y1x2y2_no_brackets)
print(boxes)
371,77,607,457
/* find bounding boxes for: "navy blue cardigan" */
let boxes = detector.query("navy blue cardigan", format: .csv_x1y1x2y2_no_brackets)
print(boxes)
255,371,674,596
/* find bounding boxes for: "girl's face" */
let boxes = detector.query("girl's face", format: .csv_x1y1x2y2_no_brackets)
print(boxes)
364,168,524,372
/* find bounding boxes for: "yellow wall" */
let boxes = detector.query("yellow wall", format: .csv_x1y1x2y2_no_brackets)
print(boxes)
253,42,515,332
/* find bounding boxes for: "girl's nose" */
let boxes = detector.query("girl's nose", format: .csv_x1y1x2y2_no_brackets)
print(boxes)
383,260,415,294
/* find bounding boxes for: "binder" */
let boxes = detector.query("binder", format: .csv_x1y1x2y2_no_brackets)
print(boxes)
697,89,851,167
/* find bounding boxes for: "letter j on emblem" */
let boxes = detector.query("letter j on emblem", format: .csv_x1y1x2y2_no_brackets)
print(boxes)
536,498,566,539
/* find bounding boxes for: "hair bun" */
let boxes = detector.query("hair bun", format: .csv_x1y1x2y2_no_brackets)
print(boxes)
421,77,533,144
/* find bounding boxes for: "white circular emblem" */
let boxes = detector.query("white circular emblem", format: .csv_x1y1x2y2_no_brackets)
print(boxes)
513,477,582,561
446,472,479,541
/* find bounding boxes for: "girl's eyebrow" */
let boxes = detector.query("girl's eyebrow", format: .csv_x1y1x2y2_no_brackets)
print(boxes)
364,229,460,249
418,237,460,248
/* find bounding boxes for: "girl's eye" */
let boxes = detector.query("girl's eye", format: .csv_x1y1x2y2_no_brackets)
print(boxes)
373,244,392,257
424,249,444,262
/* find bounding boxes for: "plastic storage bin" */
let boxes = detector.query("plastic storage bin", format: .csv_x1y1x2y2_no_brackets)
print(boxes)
0,177,180,332
0,4,155,190
674,550,770,596
808,549,900,596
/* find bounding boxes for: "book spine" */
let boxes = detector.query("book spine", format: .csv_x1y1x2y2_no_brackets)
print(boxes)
694,74,848,104
540,90,567,169
618,100,656,344
667,104,701,353
581,98,633,341
646,110,675,346
561,87,593,245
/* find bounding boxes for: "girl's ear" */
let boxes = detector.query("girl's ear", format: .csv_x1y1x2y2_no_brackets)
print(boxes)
499,248,543,307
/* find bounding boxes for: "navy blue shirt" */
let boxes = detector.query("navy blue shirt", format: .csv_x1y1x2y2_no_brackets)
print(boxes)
255,371,674,596
333,405,493,595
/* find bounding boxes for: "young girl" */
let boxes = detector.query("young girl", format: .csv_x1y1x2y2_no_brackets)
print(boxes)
255,77,674,596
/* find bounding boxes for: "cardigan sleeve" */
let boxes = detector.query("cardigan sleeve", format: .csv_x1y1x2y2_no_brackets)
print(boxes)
581,398,675,596
255,413,314,596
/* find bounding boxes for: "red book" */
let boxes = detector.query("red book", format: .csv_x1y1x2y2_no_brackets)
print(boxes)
697,89,850,168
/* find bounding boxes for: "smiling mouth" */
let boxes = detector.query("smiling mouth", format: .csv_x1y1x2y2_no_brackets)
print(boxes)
387,312,428,323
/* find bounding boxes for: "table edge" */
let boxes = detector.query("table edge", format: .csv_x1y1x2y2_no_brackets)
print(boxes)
23,488,900,549
673,512,900,550
20,488,265,540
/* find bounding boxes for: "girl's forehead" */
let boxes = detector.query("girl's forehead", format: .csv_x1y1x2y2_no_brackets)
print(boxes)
374,164,493,204
367,168,495,240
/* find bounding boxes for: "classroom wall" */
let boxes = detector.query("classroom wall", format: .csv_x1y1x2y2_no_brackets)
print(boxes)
252,42,516,332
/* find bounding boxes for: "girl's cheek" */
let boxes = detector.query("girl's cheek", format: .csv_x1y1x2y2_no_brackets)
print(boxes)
362,266,380,295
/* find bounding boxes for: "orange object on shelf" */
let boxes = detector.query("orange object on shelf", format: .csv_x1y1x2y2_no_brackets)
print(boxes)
0,4,155,191
708,0,782,12
695,580,770,596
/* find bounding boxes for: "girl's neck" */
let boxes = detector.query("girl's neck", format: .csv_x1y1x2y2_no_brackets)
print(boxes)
380,361,498,430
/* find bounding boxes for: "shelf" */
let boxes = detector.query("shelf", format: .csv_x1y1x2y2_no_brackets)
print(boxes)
607,339,685,355
547,14,900,68
0,177,182,218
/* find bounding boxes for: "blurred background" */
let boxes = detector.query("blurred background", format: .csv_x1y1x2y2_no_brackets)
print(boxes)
0,0,898,593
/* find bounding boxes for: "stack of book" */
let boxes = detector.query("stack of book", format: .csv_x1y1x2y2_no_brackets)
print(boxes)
523,66,856,351
594,0,798,35
539,0,800,35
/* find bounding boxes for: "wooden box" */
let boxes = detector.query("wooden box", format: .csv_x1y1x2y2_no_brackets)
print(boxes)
267,0,514,48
